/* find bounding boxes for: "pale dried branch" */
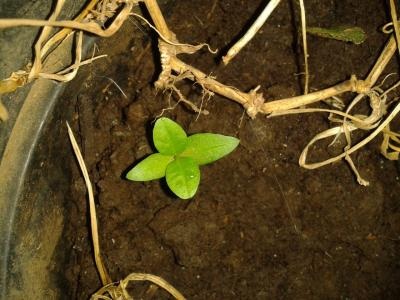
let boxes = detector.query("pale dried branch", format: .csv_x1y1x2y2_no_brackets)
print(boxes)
143,0,173,39
263,75,369,113
67,122,112,286
40,0,100,57
222,0,281,65
28,0,65,81
0,1,136,37
389,0,400,57
264,33,397,114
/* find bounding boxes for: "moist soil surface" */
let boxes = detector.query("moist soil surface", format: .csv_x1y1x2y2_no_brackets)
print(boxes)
65,0,400,299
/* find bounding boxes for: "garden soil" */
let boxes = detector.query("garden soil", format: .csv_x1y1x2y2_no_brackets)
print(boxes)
64,0,400,299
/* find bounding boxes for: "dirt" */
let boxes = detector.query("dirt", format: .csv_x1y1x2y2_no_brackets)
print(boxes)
64,0,400,299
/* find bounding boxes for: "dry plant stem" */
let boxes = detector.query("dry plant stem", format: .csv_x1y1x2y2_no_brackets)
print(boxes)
41,0,101,57
121,273,185,300
264,35,397,113
93,273,186,300
29,0,65,81
67,123,112,286
0,19,113,37
389,0,400,57
366,36,397,86
340,36,396,127
38,31,84,81
169,57,264,117
299,101,400,169
299,0,309,94
131,13,217,53
339,36,397,134
170,84,209,114
262,76,362,113
0,0,135,98
171,58,248,105
381,126,400,160
143,0,173,39
142,0,265,116
222,0,281,65
0,0,135,37
269,107,367,123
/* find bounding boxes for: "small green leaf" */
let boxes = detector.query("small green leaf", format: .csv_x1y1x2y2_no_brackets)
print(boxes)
179,133,239,165
126,153,174,181
166,157,200,199
153,117,188,155
306,26,367,45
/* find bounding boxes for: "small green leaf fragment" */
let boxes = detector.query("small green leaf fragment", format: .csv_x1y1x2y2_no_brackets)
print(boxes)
180,133,239,165
166,157,200,199
153,117,188,155
126,153,174,181
306,26,367,44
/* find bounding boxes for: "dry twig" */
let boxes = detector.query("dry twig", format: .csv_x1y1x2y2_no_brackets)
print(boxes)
222,0,281,65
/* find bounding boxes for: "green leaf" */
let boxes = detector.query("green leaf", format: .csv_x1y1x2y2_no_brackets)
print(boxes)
179,133,239,165
165,157,200,199
153,117,188,155
306,26,367,45
126,153,174,181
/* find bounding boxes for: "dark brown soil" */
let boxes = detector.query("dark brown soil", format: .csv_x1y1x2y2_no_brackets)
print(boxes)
64,0,400,299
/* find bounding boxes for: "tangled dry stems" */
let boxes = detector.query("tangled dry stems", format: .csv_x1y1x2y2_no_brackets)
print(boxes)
142,0,400,184
0,0,136,120
2,0,399,183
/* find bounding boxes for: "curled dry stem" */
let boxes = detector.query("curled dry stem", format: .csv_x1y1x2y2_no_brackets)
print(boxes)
299,100,400,170
381,125,400,160
91,273,186,300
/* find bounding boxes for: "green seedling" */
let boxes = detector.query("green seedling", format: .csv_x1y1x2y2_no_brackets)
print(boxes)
306,26,367,44
126,117,240,199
